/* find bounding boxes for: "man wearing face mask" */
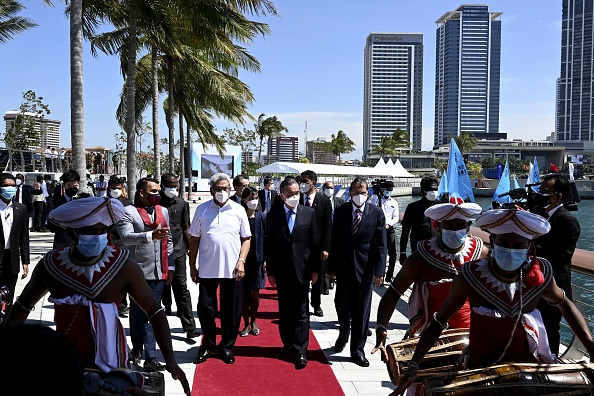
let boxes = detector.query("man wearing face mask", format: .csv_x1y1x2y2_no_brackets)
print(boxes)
14,173,35,219
266,177,318,369
329,177,387,367
117,177,174,372
95,175,108,198
50,170,81,249
158,173,201,339
531,173,581,357
393,208,594,394
258,176,278,215
399,176,439,264
373,202,486,362
322,181,344,219
0,173,30,321
369,186,400,283
230,174,250,204
189,173,251,365
299,170,332,316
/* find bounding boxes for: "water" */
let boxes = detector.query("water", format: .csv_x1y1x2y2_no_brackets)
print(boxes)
393,195,594,346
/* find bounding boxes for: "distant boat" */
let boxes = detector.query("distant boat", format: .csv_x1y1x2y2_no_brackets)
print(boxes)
492,160,511,204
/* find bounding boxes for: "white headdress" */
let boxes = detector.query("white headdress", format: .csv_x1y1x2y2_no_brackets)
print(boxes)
475,208,550,240
49,197,125,229
424,202,483,222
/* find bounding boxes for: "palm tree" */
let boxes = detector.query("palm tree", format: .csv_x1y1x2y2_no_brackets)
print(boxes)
255,114,288,162
370,136,398,158
454,131,478,154
0,0,37,44
391,129,411,155
325,130,355,163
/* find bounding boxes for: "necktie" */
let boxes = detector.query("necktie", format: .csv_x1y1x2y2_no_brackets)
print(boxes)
287,209,295,235
353,209,362,236
266,191,271,211
16,187,20,202
305,194,310,207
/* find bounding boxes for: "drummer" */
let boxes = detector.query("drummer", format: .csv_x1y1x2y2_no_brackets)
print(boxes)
372,201,486,352
393,208,594,394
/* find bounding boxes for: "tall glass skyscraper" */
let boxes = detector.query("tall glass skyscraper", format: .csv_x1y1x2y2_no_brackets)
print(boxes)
363,33,423,158
434,5,503,148
556,0,594,142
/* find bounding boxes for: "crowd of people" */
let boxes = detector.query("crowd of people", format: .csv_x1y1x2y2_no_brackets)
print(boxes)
0,167,591,394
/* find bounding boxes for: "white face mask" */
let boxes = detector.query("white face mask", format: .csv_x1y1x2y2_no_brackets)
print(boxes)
215,190,229,204
15,179,22,186
163,187,177,198
284,194,300,208
323,188,334,198
492,245,528,272
351,194,367,207
440,229,467,249
246,199,259,210
425,191,438,201
266,184,275,191
109,188,122,199
299,183,310,193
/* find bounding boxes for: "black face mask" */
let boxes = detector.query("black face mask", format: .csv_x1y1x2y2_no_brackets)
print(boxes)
65,188,78,197
146,193,161,207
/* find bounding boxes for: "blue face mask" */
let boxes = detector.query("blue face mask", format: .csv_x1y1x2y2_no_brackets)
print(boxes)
383,190,391,198
76,233,108,257
440,229,467,249
492,245,528,272
1,186,16,201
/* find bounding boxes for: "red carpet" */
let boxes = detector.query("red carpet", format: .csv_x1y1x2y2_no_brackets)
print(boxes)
191,282,344,395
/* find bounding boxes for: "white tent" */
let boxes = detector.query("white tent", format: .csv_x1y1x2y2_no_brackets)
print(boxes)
256,160,417,179
392,158,416,177
373,157,389,174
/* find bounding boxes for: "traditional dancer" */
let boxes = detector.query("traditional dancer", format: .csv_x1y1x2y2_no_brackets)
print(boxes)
393,208,594,395
5,197,190,395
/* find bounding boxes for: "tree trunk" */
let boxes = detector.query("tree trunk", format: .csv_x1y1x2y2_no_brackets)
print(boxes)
70,0,86,186
178,113,185,198
151,46,161,181
125,1,138,198
186,120,191,196
166,61,175,173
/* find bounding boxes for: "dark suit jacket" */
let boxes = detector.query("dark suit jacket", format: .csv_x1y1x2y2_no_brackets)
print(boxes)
14,185,36,216
252,210,266,262
2,202,30,271
534,206,581,297
329,202,387,284
258,189,277,212
230,193,243,205
49,192,71,248
331,196,345,219
266,204,318,284
300,192,332,253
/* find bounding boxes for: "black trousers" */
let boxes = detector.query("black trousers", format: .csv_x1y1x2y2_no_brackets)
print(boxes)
197,277,242,352
385,228,399,280
161,255,197,332
0,252,16,311
334,273,373,357
276,271,310,354
33,201,44,230
310,258,329,308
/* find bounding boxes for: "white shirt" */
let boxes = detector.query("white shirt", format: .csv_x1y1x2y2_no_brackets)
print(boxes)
41,180,49,201
284,203,298,226
352,201,366,220
0,201,14,249
96,180,108,198
189,199,251,279
376,196,399,227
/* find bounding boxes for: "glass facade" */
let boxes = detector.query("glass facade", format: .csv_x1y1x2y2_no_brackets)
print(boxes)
556,0,594,142
434,5,502,147
363,33,424,158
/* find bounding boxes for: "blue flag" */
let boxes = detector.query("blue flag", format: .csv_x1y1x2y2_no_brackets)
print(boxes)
493,161,511,204
438,170,447,198
446,139,475,202
531,157,540,192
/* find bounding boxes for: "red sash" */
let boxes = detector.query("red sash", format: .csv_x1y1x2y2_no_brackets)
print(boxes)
136,205,169,279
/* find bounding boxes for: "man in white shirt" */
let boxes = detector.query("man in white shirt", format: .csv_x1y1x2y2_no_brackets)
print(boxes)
95,175,108,198
43,146,52,172
369,184,400,282
189,173,251,365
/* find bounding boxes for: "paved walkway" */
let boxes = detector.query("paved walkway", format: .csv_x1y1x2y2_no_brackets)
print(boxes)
15,199,411,396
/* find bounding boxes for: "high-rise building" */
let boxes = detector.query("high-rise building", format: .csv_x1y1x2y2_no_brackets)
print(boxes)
267,136,298,163
363,33,423,158
306,138,337,164
556,0,594,142
3,111,61,150
434,5,504,148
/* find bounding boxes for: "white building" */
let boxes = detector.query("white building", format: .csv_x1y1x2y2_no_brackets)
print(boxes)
3,111,60,150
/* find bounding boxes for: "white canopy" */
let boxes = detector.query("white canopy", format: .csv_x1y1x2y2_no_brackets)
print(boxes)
256,161,416,178
392,159,416,177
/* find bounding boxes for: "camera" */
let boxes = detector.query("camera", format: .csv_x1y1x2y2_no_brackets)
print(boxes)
371,179,395,196
83,368,145,396
0,286,10,305
495,181,579,213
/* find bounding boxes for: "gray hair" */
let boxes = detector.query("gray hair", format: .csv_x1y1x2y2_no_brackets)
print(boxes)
280,177,298,194
209,173,231,189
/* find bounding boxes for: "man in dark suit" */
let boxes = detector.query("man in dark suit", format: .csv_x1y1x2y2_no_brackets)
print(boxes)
322,180,343,290
230,174,249,204
0,173,30,321
14,174,35,218
533,173,581,356
49,170,80,249
266,177,319,369
258,176,277,214
329,177,387,367
299,170,332,316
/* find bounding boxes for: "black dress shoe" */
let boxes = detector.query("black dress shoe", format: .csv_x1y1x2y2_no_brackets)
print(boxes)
351,355,370,367
295,353,307,369
280,345,294,355
219,349,235,364
143,358,166,372
129,349,142,365
193,347,211,364
334,338,347,353
313,307,324,317
187,329,203,339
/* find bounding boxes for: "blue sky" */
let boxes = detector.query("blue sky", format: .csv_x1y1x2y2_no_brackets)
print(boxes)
1,1,562,159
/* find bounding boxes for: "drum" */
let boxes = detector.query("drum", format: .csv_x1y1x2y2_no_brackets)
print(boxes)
422,362,594,395
386,328,469,385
